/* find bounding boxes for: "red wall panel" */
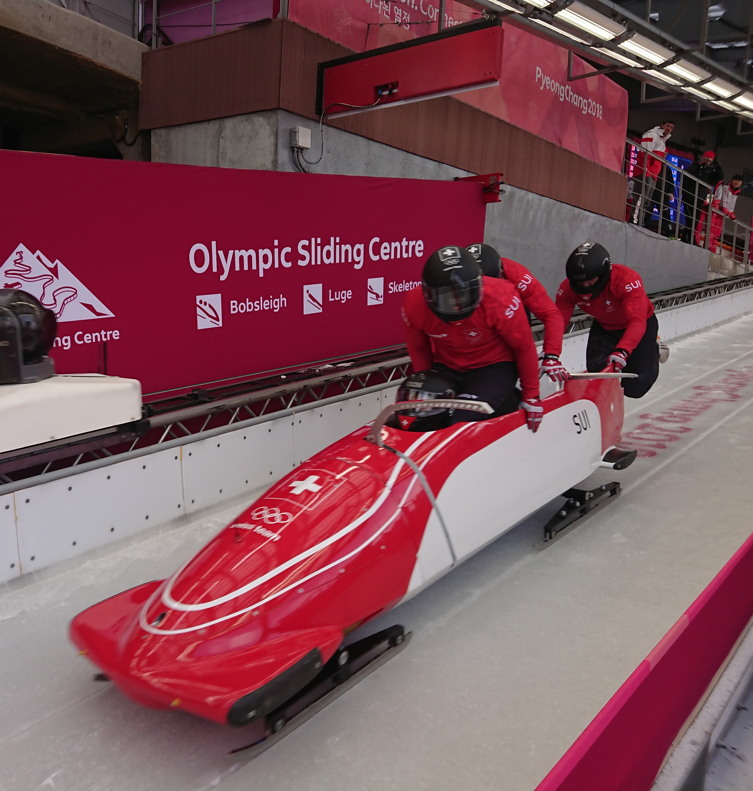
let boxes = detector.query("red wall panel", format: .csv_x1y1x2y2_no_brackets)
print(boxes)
0,150,485,400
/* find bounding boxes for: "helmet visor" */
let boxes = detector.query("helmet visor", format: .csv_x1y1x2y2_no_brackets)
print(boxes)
424,280,481,320
569,276,597,295
569,271,609,297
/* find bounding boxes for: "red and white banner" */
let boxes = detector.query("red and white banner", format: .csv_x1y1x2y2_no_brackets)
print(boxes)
0,151,485,400
140,1,627,169
292,1,627,171
289,0,477,50
461,25,628,172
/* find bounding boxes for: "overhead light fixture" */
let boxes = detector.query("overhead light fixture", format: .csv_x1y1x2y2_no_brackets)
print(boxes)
664,59,712,83
553,1,625,41
732,92,753,111
533,19,589,44
684,86,714,100
712,99,739,113
707,39,748,49
483,0,523,12
618,33,674,65
645,70,682,86
707,4,725,22
600,48,643,68
704,77,739,98
522,0,555,7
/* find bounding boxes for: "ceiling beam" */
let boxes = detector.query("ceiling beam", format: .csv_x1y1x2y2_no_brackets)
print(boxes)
0,78,83,121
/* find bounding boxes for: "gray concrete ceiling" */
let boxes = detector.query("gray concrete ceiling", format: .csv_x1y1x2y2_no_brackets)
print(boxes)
0,0,142,154
0,27,139,129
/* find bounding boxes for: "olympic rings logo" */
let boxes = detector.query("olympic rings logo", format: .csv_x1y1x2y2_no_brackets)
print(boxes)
250,506,292,525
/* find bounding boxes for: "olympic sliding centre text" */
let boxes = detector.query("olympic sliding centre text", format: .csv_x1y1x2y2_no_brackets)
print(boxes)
189,236,425,281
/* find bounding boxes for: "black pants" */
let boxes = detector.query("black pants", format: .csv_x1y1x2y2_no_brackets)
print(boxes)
586,314,660,399
680,199,704,243
644,178,673,234
412,361,520,429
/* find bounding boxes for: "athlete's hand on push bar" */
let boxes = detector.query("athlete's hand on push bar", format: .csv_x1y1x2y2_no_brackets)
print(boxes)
608,348,629,373
539,354,570,382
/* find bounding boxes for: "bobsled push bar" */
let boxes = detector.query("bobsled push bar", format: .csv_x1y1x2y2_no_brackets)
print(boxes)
567,372,639,379
366,399,493,447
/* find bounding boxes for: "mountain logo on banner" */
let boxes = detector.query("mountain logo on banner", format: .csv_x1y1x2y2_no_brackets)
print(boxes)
1,243,114,322
196,294,223,329
367,278,384,306
303,284,323,315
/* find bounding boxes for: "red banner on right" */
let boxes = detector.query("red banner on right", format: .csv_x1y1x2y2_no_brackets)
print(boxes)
461,24,628,172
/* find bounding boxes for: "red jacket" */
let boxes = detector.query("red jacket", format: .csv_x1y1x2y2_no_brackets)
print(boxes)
635,126,669,179
402,276,540,400
555,264,655,355
708,180,741,219
501,258,564,356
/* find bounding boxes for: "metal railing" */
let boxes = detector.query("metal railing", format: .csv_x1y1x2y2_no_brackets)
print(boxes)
45,0,138,37
625,140,752,272
137,0,277,47
43,0,273,44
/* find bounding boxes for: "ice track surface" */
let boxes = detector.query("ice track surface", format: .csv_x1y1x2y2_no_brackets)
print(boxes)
3,314,753,791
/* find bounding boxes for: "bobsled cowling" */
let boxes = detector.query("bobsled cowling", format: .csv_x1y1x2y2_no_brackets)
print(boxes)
70,376,626,726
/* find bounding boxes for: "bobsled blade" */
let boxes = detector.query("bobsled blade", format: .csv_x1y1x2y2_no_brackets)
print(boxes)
540,482,622,545
230,625,411,760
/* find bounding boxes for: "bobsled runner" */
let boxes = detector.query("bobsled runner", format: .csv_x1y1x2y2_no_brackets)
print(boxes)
70,373,636,738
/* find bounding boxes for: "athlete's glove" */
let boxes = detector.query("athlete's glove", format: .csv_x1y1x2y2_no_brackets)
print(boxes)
608,348,629,372
539,354,570,382
520,397,544,433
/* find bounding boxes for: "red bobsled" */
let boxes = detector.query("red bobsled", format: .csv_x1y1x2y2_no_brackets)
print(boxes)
70,374,634,731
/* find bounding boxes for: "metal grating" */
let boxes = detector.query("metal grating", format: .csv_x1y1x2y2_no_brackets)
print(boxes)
2,273,753,489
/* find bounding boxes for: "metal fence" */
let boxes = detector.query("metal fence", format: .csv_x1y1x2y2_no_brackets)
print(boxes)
5,273,753,490
625,140,752,271
45,0,139,37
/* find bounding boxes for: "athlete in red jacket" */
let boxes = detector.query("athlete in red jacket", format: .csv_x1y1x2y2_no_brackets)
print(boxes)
466,243,567,382
555,242,662,398
402,246,543,431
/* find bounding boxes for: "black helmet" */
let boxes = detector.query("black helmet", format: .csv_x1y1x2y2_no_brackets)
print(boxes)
466,243,503,278
422,246,483,321
565,242,612,297
0,289,57,363
396,369,456,416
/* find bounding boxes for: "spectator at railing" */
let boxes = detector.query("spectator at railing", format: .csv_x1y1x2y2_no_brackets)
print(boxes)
679,151,724,243
695,175,743,252
628,120,675,228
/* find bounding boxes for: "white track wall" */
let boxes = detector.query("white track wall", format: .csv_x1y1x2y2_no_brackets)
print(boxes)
2,292,753,584
0,389,394,583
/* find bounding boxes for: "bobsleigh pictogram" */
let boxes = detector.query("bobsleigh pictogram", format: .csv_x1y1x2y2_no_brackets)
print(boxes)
69,373,636,750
